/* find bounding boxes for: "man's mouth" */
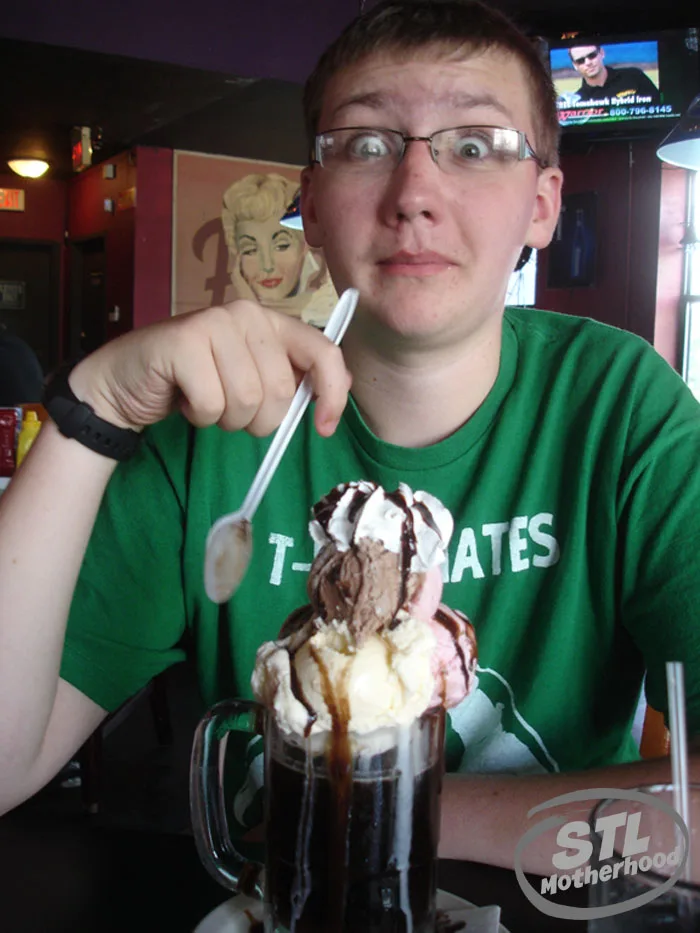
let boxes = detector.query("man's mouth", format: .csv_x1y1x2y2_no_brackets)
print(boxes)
378,250,455,278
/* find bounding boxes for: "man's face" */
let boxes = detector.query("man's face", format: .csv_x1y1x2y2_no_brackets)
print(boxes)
301,47,562,349
570,46,605,83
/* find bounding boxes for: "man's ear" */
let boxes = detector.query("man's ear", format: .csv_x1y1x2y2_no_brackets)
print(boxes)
525,167,564,250
300,166,324,249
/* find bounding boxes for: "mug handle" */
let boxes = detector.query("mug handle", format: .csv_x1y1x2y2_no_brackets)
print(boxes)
190,698,265,898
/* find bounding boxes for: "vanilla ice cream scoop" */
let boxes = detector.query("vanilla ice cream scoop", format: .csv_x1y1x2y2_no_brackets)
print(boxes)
251,615,438,736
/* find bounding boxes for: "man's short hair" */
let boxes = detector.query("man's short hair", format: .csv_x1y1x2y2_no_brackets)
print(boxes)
303,0,561,169
568,43,602,61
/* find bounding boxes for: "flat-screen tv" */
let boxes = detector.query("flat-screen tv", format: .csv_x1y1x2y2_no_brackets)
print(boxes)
547,28,698,137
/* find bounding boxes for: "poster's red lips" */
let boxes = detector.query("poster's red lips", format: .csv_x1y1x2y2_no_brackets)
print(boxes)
258,277,283,288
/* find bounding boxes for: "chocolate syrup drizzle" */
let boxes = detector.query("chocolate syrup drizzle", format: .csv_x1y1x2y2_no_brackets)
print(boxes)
309,644,352,933
386,489,417,626
311,484,348,529
243,909,264,932
433,607,473,687
414,499,442,540
278,604,313,639
435,909,467,933
288,649,318,738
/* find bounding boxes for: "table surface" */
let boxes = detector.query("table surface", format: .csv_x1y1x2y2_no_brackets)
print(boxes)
0,805,588,933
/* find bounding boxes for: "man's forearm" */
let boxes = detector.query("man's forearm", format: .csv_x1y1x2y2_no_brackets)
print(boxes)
439,753,699,873
0,422,116,776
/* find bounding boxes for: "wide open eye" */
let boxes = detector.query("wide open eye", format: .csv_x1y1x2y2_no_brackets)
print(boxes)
316,128,401,172
344,130,394,163
452,131,492,162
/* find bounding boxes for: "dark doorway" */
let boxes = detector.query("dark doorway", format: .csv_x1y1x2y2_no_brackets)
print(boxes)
0,240,60,373
69,237,107,359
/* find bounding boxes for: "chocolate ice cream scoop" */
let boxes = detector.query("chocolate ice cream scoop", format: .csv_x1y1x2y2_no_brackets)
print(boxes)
307,538,424,639
306,480,453,640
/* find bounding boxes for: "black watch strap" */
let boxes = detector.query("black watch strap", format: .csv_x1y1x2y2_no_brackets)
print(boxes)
43,365,142,461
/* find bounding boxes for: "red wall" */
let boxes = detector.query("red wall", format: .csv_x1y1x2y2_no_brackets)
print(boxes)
65,146,173,340
537,139,663,347
132,147,173,329
68,150,137,342
0,173,67,243
0,150,172,362
68,151,136,237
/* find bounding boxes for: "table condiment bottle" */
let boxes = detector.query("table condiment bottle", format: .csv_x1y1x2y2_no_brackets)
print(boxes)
16,409,41,468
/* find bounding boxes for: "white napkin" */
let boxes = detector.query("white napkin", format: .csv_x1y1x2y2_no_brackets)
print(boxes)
444,903,503,933
193,894,504,933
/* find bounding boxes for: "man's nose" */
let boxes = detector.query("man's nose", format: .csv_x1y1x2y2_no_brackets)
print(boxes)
379,139,444,225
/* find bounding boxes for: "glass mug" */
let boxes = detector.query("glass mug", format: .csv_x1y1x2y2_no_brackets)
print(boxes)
190,699,446,933
588,783,700,931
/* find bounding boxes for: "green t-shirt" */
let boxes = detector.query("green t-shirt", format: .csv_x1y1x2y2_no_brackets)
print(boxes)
61,307,700,813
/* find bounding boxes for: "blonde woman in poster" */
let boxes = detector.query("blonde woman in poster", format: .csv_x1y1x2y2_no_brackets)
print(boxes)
221,172,336,327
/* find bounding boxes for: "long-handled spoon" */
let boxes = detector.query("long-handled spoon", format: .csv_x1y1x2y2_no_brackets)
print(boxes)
204,287,359,603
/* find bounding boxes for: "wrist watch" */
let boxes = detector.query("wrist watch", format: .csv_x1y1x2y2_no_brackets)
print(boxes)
43,364,142,462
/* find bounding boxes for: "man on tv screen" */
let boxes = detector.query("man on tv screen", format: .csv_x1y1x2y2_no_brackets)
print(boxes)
569,44,661,105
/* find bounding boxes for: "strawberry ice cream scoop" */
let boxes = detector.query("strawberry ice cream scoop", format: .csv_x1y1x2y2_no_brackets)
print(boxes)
409,565,444,623
408,567,477,709
427,605,477,708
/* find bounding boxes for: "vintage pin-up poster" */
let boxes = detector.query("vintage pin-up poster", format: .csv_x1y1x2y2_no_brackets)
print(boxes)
172,151,337,325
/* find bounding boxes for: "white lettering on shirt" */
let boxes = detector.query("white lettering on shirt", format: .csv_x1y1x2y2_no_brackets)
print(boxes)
509,516,530,573
451,528,486,581
266,512,561,585
268,533,294,585
482,522,510,576
529,513,560,567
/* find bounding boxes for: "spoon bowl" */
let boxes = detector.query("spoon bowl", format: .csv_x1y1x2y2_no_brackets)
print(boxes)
204,287,359,603
204,516,252,604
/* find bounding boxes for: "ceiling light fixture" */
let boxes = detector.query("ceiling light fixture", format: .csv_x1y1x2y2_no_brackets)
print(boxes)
8,158,50,179
657,93,700,171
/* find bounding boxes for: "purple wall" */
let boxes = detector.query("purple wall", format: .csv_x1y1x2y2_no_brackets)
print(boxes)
0,0,358,84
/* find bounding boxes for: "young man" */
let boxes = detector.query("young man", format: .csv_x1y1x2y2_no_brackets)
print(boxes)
1,0,698,873
569,43,661,106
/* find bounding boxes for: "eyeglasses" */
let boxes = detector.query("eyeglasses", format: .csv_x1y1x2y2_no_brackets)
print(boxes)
572,50,600,66
312,125,547,175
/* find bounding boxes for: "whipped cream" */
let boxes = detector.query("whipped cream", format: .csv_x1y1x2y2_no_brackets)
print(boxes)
309,481,453,574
